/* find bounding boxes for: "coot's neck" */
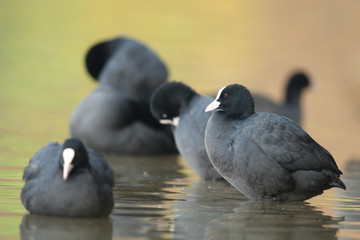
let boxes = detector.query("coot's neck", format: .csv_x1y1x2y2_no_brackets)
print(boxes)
226,110,255,119
175,87,197,115
225,99,255,119
285,87,302,106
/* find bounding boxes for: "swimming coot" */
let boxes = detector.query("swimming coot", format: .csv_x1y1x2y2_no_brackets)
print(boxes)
21,138,114,217
253,72,310,124
70,37,176,154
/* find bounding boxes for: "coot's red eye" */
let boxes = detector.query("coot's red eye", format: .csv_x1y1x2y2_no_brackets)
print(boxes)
223,93,228,98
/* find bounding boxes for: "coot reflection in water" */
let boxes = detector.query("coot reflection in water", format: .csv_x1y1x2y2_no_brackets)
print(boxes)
171,181,343,240
20,214,112,240
17,155,360,239
205,203,342,240
107,154,188,239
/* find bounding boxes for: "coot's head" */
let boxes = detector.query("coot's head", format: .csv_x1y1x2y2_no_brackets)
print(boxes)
60,138,89,181
150,82,196,127
285,72,311,104
205,84,255,118
85,37,127,81
86,37,168,100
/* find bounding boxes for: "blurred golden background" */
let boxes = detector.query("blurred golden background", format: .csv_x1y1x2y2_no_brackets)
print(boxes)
1,1,360,238
1,1,359,168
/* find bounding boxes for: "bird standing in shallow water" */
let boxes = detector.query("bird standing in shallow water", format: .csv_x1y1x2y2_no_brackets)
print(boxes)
21,138,114,217
205,84,345,201
150,82,222,180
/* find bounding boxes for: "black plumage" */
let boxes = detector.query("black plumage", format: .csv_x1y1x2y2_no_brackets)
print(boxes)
21,138,114,217
70,37,176,154
151,82,222,180
205,84,345,201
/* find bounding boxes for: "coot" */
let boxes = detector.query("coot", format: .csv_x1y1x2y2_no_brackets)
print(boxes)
253,72,310,124
150,82,222,180
70,37,176,154
205,84,345,201
21,138,114,217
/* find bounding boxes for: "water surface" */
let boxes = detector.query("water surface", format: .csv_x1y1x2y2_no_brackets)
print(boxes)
16,157,360,240
1,0,360,239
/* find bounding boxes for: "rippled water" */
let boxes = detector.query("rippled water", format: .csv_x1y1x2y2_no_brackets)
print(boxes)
1,0,360,239
14,157,360,240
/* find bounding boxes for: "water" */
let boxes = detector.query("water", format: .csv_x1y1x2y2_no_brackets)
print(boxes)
15,158,360,240
1,0,360,239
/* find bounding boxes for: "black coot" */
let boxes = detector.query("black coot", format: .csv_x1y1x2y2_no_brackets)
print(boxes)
205,84,345,201
21,138,114,217
150,82,222,180
70,37,176,154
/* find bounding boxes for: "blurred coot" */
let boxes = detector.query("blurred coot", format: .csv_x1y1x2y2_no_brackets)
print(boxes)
150,82,222,180
70,37,176,154
253,72,310,124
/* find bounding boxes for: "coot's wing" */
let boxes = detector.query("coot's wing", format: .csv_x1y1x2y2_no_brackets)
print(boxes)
240,113,341,174
87,147,114,187
229,127,295,196
23,142,60,181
